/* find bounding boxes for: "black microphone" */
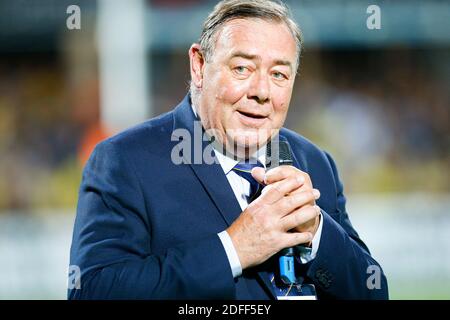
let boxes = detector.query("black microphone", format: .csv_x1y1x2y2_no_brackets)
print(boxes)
265,139,293,168
266,139,298,285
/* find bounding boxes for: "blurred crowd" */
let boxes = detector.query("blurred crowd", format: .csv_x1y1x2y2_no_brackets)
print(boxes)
0,53,89,209
0,1,448,212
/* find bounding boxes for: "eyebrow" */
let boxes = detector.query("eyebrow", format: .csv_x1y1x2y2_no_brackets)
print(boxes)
230,51,292,69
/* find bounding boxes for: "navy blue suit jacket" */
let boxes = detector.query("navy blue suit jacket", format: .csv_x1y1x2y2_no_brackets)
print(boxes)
69,94,388,299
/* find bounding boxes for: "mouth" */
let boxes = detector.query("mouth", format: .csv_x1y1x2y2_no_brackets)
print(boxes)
236,110,268,127
237,110,268,119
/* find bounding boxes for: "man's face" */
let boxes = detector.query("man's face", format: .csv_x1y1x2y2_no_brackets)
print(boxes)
193,18,297,157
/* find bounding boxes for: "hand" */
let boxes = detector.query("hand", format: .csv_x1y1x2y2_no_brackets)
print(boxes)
255,166,321,239
226,166,321,270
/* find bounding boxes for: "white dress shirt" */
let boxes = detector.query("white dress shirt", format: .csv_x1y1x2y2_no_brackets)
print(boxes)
191,104,323,278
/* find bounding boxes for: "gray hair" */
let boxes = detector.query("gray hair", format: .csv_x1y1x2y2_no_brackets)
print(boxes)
190,0,303,102
199,0,303,68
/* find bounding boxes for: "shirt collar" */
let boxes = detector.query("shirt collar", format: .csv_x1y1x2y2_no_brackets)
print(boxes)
191,102,199,118
214,146,266,175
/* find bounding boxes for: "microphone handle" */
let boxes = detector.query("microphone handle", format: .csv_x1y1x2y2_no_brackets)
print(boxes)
267,140,299,285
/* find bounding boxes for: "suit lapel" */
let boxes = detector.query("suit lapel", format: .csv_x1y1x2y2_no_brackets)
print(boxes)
172,95,243,226
188,162,243,226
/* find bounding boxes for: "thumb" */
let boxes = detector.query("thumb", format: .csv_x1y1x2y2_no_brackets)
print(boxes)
251,167,266,185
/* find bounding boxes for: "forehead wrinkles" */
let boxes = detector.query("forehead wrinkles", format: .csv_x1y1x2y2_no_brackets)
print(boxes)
211,18,296,64
211,19,252,58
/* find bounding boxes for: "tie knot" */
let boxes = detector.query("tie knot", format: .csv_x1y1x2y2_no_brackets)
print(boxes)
232,160,264,174
232,160,264,202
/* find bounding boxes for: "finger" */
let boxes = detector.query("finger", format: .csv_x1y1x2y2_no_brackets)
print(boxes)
280,205,321,231
282,231,313,248
257,176,305,205
264,166,307,185
273,189,320,217
289,183,312,195
251,167,266,185
288,185,319,207
260,173,305,196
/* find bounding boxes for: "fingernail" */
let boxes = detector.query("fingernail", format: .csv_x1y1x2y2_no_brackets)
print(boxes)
312,189,320,199
314,205,321,213
263,174,268,185
297,176,304,184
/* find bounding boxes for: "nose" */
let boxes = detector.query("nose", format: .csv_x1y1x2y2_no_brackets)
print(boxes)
248,71,270,104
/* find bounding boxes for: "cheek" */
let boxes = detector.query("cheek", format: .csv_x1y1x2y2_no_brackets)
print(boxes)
201,81,245,128
214,80,249,127
215,80,248,105
272,93,291,121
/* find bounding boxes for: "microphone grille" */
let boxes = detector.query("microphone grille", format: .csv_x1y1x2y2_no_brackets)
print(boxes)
266,140,293,168
279,141,293,165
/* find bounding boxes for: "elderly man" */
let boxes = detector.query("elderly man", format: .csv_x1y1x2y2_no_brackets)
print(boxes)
69,0,388,299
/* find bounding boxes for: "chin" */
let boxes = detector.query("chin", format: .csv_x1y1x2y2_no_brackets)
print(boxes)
228,131,257,145
224,134,262,157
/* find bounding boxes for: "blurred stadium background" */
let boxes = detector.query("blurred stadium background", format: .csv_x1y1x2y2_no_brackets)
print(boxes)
0,0,449,299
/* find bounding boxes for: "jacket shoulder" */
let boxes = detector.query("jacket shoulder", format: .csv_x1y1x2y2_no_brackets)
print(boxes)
90,110,174,157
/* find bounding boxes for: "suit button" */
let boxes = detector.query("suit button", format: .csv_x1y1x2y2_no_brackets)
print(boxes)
315,268,333,289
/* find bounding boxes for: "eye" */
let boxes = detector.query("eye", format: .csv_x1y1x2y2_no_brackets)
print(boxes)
234,66,248,74
272,71,287,80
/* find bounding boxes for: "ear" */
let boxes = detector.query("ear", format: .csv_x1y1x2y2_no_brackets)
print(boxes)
189,43,205,89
